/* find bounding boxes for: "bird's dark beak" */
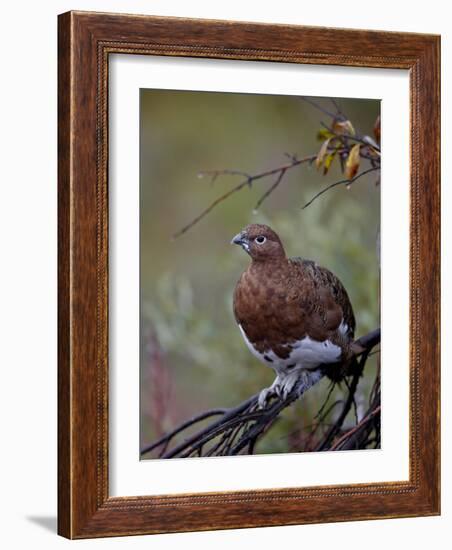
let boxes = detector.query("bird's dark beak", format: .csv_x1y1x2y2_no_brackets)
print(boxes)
231,231,245,246
231,231,250,253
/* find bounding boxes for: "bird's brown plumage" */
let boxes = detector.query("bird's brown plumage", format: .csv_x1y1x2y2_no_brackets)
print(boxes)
232,224,356,379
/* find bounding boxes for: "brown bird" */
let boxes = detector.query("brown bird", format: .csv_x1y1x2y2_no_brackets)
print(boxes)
231,224,357,407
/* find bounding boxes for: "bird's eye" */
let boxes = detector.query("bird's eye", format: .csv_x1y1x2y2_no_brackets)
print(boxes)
255,236,266,245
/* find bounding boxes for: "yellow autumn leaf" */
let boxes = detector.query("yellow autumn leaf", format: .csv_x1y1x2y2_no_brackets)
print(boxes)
317,128,335,141
315,138,330,169
345,144,361,179
323,151,337,175
333,119,355,136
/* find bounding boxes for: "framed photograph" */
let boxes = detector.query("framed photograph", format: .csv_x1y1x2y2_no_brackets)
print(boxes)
58,11,440,538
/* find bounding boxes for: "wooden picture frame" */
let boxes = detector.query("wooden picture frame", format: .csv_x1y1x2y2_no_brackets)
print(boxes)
58,11,440,538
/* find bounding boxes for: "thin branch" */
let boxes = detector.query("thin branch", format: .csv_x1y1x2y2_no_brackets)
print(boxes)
198,169,252,184
176,410,267,459
314,379,337,420
140,408,226,456
330,98,345,119
253,168,287,211
343,376,359,425
161,394,258,458
172,154,316,239
171,96,380,238
301,167,380,210
171,180,251,239
330,405,381,451
300,97,338,119
141,328,380,458
320,122,381,152
314,348,371,452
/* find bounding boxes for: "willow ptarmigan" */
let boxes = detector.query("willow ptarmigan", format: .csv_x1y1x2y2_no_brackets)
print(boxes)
232,224,357,408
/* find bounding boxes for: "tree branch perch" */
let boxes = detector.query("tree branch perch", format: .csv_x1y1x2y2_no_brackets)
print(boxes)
141,328,380,458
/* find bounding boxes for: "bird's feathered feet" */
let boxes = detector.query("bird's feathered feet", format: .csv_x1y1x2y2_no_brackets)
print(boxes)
258,368,325,408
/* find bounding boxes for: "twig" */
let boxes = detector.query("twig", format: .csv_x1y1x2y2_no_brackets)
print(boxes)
172,98,380,238
314,379,337,420
161,394,258,458
140,408,226,456
301,167,380,210
199,169,252,184
253,168,287,211
343,376,359,425
300,97,338,119
330,98,345,119
172,155,316,238
141,328,380,458
172,180,252,239
330,405,381,451
320,122,381,152
314,348,370,452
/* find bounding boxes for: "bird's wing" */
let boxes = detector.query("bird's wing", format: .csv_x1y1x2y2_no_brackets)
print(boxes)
289,257,356,340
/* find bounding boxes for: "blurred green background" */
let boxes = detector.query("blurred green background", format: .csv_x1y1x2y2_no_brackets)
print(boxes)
140,90,380,456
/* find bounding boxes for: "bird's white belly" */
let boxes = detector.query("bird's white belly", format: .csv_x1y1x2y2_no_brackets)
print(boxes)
238,324,341,371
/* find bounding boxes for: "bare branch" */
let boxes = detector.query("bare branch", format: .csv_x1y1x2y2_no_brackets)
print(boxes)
320,122,381,152
301,96,339,119
198,169,252,184
314,348,370,452
330,98,345,119
140,328,380,458
253,168,287,211
140,408,226,456
172,179,251,239
171,97,380,238
301,167,380,210
172,154,316,238
314,379,337,420
329,405,381,451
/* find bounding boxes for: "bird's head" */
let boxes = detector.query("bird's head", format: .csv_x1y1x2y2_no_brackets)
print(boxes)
231,224,286,262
